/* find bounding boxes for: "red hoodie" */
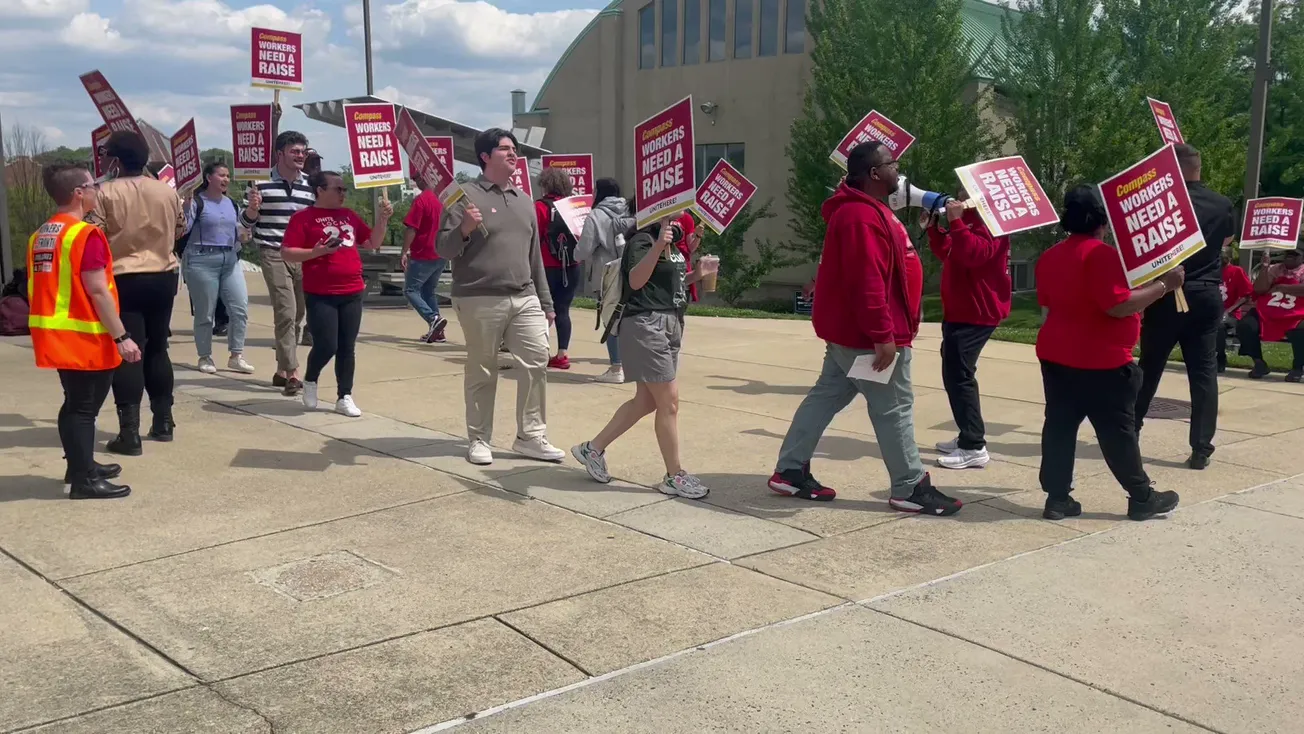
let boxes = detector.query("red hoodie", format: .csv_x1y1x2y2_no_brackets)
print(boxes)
926,210,1012,326
813,183,922,349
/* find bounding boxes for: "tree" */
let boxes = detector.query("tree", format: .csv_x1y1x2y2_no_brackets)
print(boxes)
996,0,1122,251
1263,0,1304,197
787,0,995,263
698,200,799,306
4,123,53,272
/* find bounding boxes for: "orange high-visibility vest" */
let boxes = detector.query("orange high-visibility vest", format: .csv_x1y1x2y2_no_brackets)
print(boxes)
26,213,122,371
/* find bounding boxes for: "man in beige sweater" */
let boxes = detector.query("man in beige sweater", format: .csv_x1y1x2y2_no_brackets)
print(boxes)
438,128,563,466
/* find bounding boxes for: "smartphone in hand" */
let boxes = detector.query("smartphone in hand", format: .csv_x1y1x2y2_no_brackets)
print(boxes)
323,236,343,249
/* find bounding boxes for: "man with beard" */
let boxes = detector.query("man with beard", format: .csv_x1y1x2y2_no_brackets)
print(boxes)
767,141,961,516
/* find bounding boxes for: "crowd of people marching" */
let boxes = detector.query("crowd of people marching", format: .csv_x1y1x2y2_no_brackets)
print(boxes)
19,123,1301,523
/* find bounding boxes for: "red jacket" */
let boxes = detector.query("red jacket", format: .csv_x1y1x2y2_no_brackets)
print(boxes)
812,183,922,349
535,195,563,268
926,210,1011,327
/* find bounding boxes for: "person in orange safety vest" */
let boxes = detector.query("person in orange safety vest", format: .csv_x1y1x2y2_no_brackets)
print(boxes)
27,163,141,499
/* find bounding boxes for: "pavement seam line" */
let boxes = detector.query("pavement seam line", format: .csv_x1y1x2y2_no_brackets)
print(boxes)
3,687,197,734
865,608,1227,734
1212,497,1304,522
206,684,277,734
491,616,595,677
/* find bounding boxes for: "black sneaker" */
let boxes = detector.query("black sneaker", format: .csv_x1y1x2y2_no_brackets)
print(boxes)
1128,489,1180,521
1042,495,1082,520
64,461,122,485
1249,360,1271,379
768,468,837,501
70,477,131,500
425,317,449,344
889,473,962,516
272,373,288,388
1287,370,1303,383
1187,452,1210,470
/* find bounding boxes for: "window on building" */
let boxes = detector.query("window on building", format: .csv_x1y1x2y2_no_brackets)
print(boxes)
735,0,753,59
683,0,701,64
707,0,726,61
695,143,746,186
639,3,656,69
785,0,806,53
661,0,678,67
759,0,779,56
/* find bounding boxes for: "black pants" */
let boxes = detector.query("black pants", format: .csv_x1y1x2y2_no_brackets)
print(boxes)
941,322,995,450
1040,361,1152,501
1216,314,1239,368
59,369,114,483
1134,285,1220,459
1236,310,1304,369
305,293,363,399
113,271,178,414
546,264,581,351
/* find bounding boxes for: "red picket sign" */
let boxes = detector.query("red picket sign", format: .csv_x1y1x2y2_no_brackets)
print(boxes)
344,103,404,189
396,110,460,206
91,125,111,179
230,104,274,180
1240,197,1304,251
511,158,533,198
79,71,140,136
692,159,757,234
831,110,915,170
1099,145,1206,288
540,154,594,196
554,195,595,239
633,97,695,228
250,28,304,91
169,119,201,193
955,156,1060,238
1147,98,1185,146
157,164,176,190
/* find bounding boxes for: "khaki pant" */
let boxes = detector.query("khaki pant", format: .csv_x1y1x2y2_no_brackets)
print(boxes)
260,247,305,373
454,293,550,443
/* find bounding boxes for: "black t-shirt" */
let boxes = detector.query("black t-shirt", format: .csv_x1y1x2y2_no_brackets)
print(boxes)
1183,181,1236,287
621,230,687,315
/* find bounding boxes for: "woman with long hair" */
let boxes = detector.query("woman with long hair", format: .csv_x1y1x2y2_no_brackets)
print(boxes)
1035,184,1182,522
280,170,391,416
571,217,707,499
182,161,253,375
535,168,582,370
576,177,635,383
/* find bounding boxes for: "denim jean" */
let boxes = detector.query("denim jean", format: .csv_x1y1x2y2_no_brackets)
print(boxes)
404,257,447,324
183,245,248,358
606,337,620,365
776,343,925,498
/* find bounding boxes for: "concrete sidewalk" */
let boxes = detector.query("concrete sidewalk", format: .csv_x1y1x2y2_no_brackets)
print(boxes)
2,274,1302,733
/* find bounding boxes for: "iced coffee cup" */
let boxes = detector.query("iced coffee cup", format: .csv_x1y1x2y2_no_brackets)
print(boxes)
699,255,720,292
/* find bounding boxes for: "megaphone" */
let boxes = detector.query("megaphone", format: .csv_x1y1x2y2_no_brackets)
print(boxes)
887,175,976,214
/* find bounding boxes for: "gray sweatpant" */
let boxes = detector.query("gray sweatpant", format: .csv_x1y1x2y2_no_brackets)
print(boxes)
776,343,925,498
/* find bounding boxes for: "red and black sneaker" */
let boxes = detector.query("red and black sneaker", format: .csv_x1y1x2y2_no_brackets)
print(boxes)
888,473,962,516
548,354,571,370
768,468,837,501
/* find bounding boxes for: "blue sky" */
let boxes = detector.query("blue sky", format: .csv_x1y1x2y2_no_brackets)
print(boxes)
0,0,604,170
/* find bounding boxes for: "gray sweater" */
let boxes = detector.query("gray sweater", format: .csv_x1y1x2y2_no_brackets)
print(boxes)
437,175,553,312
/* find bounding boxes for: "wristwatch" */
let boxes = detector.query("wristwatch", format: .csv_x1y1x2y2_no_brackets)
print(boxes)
114,333,131,344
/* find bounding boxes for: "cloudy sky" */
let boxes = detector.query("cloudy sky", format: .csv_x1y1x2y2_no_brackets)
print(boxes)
0,0,603,170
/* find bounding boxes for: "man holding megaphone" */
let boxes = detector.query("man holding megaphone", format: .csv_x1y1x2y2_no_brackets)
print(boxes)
923,186,1012,471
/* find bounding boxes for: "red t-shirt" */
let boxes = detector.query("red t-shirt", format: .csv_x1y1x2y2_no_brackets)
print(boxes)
1036,235,1138,370
676,211,699,302
283,206,372,296
1255,265,1304,342
81,230,110,272
536,196,563,268
1220,264,1252,317
403,190,442,261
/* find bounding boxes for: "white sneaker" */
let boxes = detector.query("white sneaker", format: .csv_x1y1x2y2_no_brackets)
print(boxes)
594,365,625,384
467,440,494,465
512,436,566,462
302,381,319,410
571,442,611,483
227,354,255,374
935,437,959,453
198,356,217,374
937,447,990,470
335,395,362,418
659,471,709,499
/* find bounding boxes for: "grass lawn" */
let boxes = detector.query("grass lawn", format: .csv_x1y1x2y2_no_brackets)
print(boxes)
572,293,1297,373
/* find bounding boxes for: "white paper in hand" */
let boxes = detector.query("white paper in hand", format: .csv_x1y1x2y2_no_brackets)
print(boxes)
848,353,898,384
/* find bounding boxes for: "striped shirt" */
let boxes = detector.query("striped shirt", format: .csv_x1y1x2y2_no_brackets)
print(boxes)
240,169,315,250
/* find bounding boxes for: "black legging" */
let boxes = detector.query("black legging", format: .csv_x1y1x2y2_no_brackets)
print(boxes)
1236,309,1304,369
546,264,581,350
305,292,363,398
113,271,178,415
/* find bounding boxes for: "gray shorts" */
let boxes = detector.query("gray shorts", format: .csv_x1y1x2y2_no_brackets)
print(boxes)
617,310,683,383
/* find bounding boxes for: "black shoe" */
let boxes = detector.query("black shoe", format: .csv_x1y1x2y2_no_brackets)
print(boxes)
70,477,131,500
1217,361,1227,374
213,324,229,337
768,468,837,501
1249,360,1271,379
272,373,288,388
1287,370,1303,383
64,461,122,484
147,409,174,442
1042,495,1082,520
106,405,143,456
888,473,962,516
1187,452,1210,470
1127,489,1180,521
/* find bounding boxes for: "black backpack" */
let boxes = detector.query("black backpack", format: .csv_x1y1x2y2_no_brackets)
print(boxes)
542,199,578,267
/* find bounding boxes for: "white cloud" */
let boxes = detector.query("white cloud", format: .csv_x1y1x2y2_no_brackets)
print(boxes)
0,0,89,19
60,12,132,52
369,0,597,62
122,0,332,42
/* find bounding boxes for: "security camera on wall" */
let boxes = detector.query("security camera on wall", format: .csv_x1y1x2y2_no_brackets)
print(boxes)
700,101,717,114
